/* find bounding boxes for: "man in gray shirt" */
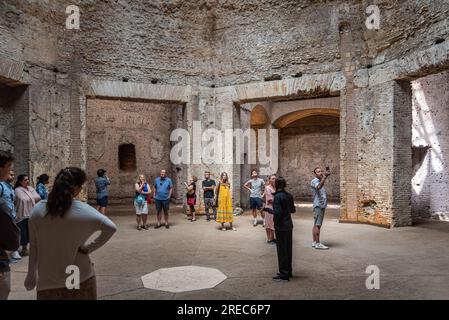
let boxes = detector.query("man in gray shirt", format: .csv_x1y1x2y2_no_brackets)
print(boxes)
311,167,330,250
244,169,265,227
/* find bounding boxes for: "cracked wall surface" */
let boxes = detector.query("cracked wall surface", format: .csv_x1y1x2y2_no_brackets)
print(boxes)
1,0,449,226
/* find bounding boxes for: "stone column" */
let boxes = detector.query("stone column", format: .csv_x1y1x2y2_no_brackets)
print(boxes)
339,25,359,222
215,87,238,207
391,80,412,227
12,86,30,176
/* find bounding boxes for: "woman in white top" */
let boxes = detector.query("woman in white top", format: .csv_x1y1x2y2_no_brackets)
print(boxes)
24,167,117,300
14,174,41,257
134,174,151,230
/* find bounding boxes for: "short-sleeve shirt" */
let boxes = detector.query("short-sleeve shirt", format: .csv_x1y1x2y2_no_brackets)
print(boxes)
154,177,173,201
0,181,15,219
95,177,110,198
311,178,327,209
246,178,265,198
36,183,48,201
202,179,216,199
264,185,275,209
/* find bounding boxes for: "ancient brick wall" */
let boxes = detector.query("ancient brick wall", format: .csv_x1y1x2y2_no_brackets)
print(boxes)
2,0,449,226
278,116,340,202
86,98,184,203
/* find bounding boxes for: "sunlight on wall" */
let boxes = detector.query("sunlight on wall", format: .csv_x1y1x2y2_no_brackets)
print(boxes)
411,72,449,220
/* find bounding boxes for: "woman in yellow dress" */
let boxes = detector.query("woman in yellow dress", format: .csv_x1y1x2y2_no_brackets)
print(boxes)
215,172,236,231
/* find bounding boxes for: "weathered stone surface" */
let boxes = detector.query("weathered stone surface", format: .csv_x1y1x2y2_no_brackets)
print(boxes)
1,0,449,227
86,98,184,203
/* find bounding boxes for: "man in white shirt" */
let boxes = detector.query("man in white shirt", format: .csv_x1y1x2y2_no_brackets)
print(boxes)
243,169,265,227
311,167,330,250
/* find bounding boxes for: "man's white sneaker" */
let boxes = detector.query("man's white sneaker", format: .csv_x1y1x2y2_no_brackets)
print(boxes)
11,251,22,260
312,242,317,248
314,243,329,250
253,220,257,227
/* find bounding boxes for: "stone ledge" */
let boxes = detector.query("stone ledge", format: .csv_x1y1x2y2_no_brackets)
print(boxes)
354,41,449,87
230,71,345,102
82,76,193,103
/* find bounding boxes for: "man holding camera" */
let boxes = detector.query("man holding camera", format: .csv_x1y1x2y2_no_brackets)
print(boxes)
311,167,330,250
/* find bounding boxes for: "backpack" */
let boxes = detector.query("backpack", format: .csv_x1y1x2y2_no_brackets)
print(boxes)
135,194,146,206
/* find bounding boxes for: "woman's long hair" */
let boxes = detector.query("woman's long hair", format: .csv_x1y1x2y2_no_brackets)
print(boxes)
47,167,86,218
220,172,229,184
14,174,28,189
275,176,286,192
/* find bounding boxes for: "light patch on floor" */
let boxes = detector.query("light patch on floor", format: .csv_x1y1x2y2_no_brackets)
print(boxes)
141,266,227,293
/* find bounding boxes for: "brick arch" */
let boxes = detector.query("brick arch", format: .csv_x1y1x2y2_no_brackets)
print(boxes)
273,108,340,128
250,104,269,127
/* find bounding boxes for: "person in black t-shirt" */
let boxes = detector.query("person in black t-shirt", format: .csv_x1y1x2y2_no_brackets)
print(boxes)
201,171,216,221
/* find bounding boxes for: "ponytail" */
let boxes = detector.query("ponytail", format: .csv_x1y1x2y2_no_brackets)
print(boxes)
46,167,86,217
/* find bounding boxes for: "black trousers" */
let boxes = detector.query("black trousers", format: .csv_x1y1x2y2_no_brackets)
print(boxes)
17,218,29,246
275,229,293,278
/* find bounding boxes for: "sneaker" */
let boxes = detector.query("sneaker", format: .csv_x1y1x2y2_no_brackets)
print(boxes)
253,220,257,227
142,225,149,230
137,225,142,231
154,224,162,229
277,272,293,278
232,227,237,231
11,251,21,260
20,249,28,257
221,227,226,231
314,243,329,250
165,224,170,229
312,242,317,248
272,276,289,282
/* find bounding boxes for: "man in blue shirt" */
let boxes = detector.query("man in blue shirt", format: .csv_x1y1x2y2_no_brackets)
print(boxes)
154,169,173,229
0,151,20,300
95,169,111,215
0,170,16,220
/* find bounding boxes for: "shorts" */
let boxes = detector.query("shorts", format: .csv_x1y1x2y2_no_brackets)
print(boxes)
249,197,263,210
96,196,108,208
155,199,170,212
134,201,148,215
313,207,326,226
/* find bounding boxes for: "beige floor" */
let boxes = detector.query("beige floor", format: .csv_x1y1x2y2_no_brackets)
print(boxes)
8,204,449,300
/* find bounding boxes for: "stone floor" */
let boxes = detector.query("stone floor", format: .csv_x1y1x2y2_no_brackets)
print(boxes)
8,203,449,300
